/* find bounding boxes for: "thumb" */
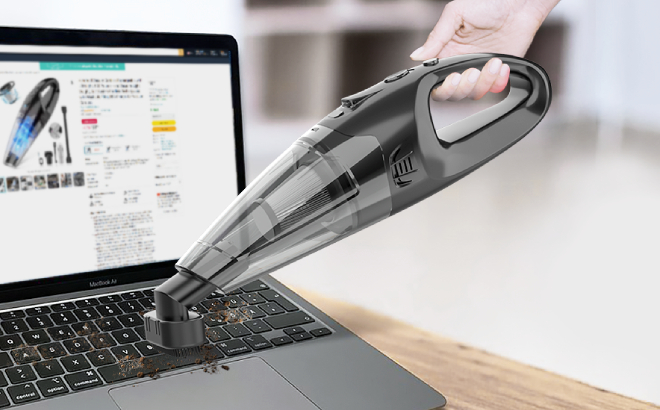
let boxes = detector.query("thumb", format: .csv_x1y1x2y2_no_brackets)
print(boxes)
411,3,462,60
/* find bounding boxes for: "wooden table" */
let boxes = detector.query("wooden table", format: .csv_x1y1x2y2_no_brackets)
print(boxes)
295,289,658,410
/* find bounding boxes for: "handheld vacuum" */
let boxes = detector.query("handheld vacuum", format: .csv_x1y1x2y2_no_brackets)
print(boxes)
145,54,552,356
4,79,60,167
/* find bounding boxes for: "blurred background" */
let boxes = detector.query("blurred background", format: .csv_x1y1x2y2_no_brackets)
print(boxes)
243,0,660,404
5,0,660,404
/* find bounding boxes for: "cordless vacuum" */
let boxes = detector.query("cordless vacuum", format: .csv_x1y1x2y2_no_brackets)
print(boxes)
4,79,60,167
145,54,552,356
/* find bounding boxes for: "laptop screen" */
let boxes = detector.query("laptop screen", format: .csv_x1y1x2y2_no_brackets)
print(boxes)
0,44,238,287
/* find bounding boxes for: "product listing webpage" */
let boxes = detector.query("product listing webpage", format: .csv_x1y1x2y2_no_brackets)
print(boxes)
0,54,238,284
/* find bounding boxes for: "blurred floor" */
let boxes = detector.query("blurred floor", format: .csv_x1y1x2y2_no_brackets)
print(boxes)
246,119,660,404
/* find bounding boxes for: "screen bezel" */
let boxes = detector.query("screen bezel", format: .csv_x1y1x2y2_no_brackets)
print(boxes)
0,26,246,303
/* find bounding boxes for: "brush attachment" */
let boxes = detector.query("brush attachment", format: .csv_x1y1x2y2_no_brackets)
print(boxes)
143,310,206,357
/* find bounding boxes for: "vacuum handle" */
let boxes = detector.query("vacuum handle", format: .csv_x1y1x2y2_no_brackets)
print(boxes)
415,54,551,178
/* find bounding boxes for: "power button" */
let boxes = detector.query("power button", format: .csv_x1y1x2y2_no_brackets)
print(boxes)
384,69,409,83
423,58,439,67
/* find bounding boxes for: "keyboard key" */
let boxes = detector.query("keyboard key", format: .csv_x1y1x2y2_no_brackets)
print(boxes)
1,319,29,334
61,355,91,372
201,299,227,311
241,292,266,305
26,315,53,330
0,352,12,369
6,365,36,384
33,360,64,378
6,382,39,404
205,328,230,343
38,342,67,359
97,317,123,332
220,296,247,309
0,352,12,371
111,328,139,344
88,333,117,349
243,335,272,351
87,349,116,367
98,295,122,304
290,332,313,342
50,311,77,326
98,347,223,383
263,312,314,330
216,339,251,357
50,302,75,312
203,314,225,328
0,372,6,387
65,369,103,391
21,330,49,346
71,321,98,337
241,306,266,320
47,326,74,341
118,300,143,314
75,298,99,308
223,324,251,338
259,302,285,316
205,290,224,299
63,338,92,354
283,327,306,336
97,304,121,317
11,347,40,364
73,308,100,321
0,335,23,351
310,327,332,337
244,319,271,334
259,290,299,312
37,376,68,397
120,291,144,301
0,389,9,408
190,304,208,315
111,345,141,361
142,289,155,297
134,326,146,339
117,313,142,328
0,310,25,321
134,341,159,357
138,297,156,310
25,306,51,316
241,280,269,293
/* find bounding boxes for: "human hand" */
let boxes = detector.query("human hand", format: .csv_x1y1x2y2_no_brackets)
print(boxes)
411,0,557,101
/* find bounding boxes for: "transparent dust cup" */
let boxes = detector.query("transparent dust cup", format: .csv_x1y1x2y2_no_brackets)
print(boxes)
177,127,393,291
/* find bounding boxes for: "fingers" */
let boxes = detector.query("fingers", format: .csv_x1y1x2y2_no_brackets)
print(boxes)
468,58,503,100
431,72,463,101
431,58,510,101
410,3,461,60
490,62,510,93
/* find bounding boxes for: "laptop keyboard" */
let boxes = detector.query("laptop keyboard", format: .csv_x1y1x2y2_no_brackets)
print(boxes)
0,281,332,407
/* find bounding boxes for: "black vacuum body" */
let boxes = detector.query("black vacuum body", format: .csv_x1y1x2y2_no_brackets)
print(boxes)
4,78,60,167
145,54,552,355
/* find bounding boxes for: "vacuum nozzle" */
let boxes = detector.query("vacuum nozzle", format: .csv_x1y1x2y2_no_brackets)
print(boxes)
144,271,215,356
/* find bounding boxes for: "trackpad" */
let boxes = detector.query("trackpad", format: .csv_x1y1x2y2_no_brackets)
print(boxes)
109,357,319,410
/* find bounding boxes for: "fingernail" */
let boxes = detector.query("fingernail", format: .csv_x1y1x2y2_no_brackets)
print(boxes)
489,58,502,74
468,69,480,83
410,46,424,60
500,64,509,76
451,73,461,86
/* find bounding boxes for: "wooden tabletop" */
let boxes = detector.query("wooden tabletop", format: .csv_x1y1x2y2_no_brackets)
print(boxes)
295,288,658,410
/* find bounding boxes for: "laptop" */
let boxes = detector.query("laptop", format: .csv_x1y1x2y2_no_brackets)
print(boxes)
0,27,447,409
